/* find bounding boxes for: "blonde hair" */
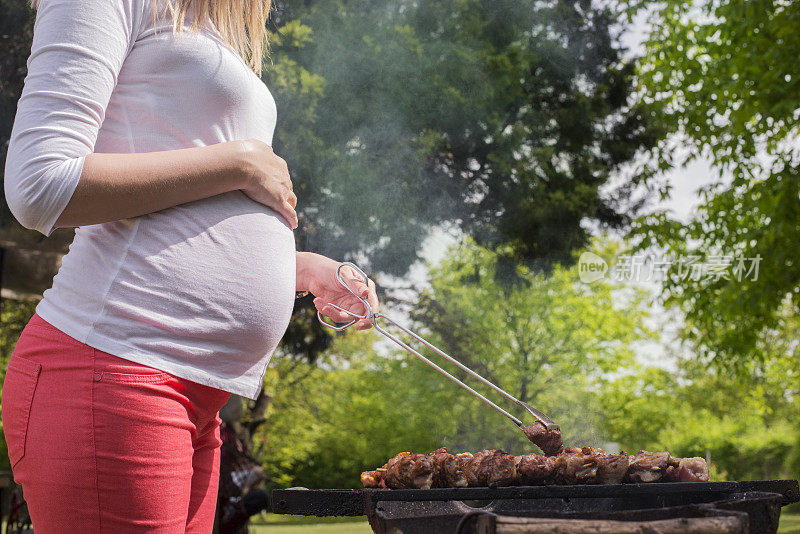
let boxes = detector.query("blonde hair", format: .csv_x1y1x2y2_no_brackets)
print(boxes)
30,0,272,76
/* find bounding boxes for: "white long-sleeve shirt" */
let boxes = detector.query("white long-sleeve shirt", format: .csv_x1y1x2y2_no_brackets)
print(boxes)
4,0,296,400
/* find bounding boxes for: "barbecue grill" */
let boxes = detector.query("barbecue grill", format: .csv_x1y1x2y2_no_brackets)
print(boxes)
271,480,799,534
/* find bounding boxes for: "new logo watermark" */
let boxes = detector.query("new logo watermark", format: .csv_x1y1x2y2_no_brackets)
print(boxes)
578,252,608,283
577,253,761,284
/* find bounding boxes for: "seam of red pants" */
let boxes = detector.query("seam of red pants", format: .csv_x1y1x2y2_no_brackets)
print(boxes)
91,347,103,531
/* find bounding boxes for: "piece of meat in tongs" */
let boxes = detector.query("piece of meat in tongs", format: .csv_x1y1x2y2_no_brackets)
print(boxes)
318,262,561,453
522,421,564,456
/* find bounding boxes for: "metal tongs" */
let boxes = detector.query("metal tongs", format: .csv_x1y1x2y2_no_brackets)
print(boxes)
317,262,559,436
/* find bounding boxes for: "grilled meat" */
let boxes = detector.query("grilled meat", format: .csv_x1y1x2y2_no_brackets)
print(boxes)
432,449,472,488
463,449,518,487
463,449,491,487
625,450,671,483
429,447,453,488
363,447,708,489
552,447,630,485
597,449,631,484
360,469,383,488
382,451,435,489
664,456,710,483
522,422,564,456
516,453,557,485
367,448,471,489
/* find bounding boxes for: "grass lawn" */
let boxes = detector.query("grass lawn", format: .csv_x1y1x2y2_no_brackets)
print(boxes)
780,513,800,534
249,522,371,534
249,514,372,534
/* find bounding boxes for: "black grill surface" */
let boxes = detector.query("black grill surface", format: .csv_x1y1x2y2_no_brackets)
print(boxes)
272,480,799,534
271,480,799,517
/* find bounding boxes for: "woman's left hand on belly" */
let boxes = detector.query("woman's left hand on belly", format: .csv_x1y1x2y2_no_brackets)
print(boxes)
296,252,379,331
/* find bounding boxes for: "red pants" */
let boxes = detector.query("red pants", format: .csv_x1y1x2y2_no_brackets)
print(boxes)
2,313,232,533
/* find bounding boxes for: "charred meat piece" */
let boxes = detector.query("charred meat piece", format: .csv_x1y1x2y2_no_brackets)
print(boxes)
360,469,383,488
382,452,435,489
522,422,563,456
379,451,411,488
463,449,518,487
596,450,630,484
463,450,494,487
483,450,518,487
679,457,710,482
553,447,601,484
362,448,474,489
664,457,710,482
434,451,472,488
551,447,630,485
625,451,671,483
429,447,452,488
516,453,556,485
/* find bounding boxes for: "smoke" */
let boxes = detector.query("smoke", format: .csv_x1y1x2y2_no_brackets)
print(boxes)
268,0,642,279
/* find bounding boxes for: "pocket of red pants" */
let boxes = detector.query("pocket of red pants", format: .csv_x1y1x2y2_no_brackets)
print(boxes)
92,349,174,385
96,370,173,384
1,354,42,469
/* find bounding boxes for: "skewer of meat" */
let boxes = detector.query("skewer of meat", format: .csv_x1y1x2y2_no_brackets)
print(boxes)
362,447,709,489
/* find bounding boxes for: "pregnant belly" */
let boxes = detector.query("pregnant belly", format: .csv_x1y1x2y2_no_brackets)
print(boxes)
96,192,297,358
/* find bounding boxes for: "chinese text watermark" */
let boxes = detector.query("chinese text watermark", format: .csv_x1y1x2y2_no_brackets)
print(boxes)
578,252,761,284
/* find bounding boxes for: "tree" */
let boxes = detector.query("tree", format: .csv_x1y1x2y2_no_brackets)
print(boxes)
629,0,800,367
412,240,653,451
267,0,665,273
0,0,35,227
0,0,38,274
599,305,800,480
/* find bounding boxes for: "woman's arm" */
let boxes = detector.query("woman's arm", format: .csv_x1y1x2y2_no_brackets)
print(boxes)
4,0,296,234
54,139,298,229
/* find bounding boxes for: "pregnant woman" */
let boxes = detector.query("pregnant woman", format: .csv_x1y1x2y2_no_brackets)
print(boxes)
1,0,377,530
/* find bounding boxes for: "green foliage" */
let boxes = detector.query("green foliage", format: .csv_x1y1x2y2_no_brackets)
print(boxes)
413,240,653,451
0,298,38,470
629,0,800,366
256,332,449,489
600,310,800,481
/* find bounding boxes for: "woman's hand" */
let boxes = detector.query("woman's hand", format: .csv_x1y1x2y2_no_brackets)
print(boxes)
235,139,298,229
297,252,379,331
